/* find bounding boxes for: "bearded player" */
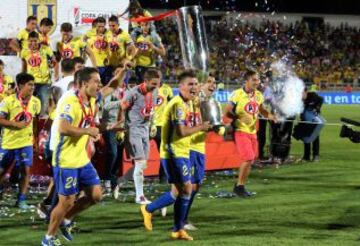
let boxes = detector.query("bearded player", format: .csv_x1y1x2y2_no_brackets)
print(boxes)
223,70,276,197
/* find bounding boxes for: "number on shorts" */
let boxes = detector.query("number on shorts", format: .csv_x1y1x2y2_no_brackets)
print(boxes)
182,165,189,176
65,177,77,189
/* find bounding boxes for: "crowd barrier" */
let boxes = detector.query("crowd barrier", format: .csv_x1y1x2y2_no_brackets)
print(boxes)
30,90,359,177
31,132,241,177
172,89,360,105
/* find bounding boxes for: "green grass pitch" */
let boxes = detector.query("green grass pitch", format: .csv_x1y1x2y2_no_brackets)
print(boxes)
1,105,360,246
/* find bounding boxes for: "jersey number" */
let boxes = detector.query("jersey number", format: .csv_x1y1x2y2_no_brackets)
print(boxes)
65,177,78,189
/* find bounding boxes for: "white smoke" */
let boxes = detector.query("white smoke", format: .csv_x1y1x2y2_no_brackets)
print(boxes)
269,60,305,119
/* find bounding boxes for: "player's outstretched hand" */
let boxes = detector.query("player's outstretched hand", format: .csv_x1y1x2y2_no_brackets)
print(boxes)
86,127,100,138
201,121,213,132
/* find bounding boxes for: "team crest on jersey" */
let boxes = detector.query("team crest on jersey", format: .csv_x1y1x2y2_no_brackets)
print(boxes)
28,55,42,67
156,95,164,106
28,0,57,35
64,104,71,113
61,48,74,59
244,101,259,115
176,108,183,119
94,39,108,50
109,41,119,52
137,42,150,51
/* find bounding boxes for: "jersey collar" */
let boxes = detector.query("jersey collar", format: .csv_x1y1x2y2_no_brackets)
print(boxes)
138,82,148,95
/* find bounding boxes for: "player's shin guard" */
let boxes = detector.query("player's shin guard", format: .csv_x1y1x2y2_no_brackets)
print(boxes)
133,160,146,198
184,190,198,223
173,194,191,231
146,191,176,213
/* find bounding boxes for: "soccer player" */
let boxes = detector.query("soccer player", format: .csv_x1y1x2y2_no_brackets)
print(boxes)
134,22,165,84
42,65,129,246
0,73,41,209
39,18,54,47
53,59,76,96
0,59,15,101
20,31,58,117
107,15,136,71
121,68,159,204
151,79,173,182
140,70,211,241
101,80,127,193
184,75,217,230
87,17,112,85
55,23,96,67
10,16,38,52
223,70,276,197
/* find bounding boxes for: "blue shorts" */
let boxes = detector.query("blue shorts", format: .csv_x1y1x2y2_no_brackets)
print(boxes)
53,163,101,196
190,150,205,184
0,146,33,169
161,158,191,184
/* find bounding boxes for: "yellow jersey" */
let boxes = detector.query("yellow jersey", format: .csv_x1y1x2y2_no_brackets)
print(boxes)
87,35,109,67
20,46,54,84
52,92,96,168
16,29,38,50
229,88,264,134
39,32,51,47
0,75,15,101
56,37,87,59
0,94,41,149
83,28,96,41
160,95,193,159
135,34,161,67
153,84,173,127
190,97,206,154
106,30,133,67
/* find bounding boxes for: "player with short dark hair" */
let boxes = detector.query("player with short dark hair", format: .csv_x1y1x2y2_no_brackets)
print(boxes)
223,69,276,197
10,15,38,52
140,70,212,241
20,31,58,117
87,17,112,85
0,72,41,209
55,23,96,69
39,17,54,46
107,15,136,73
42,65,129,246
134,22,165,84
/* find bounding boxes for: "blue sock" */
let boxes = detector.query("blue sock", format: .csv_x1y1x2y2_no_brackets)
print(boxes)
173,195,191,231
18,193,26,202
146,191,176,213
184,190,198,223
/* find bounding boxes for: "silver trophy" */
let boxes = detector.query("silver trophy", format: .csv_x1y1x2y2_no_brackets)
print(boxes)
200,96,223,127
176,5,209,82
176,5,222,127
